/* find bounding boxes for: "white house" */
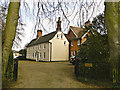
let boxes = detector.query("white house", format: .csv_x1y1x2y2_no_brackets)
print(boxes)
26,17,69,61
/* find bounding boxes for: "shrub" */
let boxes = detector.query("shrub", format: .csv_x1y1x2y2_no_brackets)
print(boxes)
77,34,110,81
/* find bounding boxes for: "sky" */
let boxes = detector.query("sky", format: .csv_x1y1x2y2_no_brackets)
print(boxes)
0,0,105,51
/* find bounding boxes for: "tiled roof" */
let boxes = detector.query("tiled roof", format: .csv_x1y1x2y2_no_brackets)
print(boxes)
64,34,70,40
70,26,85,37
26,31,57,47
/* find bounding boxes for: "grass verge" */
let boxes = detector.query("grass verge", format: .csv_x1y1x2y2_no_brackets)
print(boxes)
2,79,16,88
77,76,113,88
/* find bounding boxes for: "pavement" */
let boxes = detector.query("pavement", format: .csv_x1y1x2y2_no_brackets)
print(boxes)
11,60,101,88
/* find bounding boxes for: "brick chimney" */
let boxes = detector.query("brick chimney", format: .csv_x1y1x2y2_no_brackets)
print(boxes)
85,20,90,28
56,17,61,31
36,30,42,40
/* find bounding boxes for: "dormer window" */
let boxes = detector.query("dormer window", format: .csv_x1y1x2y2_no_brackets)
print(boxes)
77,39,80,45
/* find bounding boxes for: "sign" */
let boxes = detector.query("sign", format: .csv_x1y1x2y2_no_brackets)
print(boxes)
85,63,93,67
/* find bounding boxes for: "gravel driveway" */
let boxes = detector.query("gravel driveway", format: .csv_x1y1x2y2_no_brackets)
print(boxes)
11,60,101,88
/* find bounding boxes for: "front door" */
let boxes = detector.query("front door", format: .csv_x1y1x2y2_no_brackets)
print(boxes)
35,52,39,61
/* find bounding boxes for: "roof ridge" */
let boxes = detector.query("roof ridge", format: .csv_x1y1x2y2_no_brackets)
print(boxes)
27,31,57,47
70,26,82,29
41,31,57,37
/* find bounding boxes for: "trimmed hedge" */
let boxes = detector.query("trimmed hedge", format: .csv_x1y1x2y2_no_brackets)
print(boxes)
76,34,110,81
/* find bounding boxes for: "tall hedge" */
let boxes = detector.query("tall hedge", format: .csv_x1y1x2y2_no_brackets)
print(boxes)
78,34,110,80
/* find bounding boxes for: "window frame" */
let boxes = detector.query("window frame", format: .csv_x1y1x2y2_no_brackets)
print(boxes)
71,51,74,56
61,34,63,39
33,53,34,58
39,52,41,59
40,45,41,49
64,41,66,45
77,39,80,46
43,52,45,59
43,44,45,49
57,34,59,39
71,41,73,46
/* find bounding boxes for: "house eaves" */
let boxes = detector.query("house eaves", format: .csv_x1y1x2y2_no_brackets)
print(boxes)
26,31,57,47
69,27,78,37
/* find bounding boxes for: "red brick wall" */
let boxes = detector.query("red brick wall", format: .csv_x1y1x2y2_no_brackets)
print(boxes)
70,40,79,57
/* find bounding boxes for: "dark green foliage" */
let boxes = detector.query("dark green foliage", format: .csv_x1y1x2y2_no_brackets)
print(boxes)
79,35,109,61
19,49,26,59
5,51,14,80
77,34,110,80
91,13,107,34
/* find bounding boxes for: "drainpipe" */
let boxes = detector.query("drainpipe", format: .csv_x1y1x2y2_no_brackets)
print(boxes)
49,42,52,62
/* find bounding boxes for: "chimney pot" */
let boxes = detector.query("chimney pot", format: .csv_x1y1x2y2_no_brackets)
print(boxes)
85,20,90,28
36,30,42,40
56,17,61,31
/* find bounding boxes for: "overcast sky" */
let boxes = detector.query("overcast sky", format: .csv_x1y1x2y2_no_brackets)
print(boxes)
0,0,105,51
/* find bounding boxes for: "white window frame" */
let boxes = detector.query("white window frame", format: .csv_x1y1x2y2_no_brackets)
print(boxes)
64,41,66,45
71,41,73,46
61,34,63,39
71,51,74,56
37,52,39,59
39,53,41,59
74,51,76,56
77,39,80,45
40,45,41,49
57,34,59,39
33,53,34,58
43,44,45,49
43,52,45,59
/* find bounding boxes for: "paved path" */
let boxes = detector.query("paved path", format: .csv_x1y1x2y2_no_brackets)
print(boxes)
12,60,101,88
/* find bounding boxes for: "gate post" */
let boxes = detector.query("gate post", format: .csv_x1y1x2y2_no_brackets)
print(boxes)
13,58,18,81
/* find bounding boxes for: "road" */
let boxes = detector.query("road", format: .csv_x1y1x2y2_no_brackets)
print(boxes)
11,60,101,88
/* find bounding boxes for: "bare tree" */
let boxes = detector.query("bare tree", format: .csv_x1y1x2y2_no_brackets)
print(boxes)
105,1,119,86
2,1,20,79
22,0,104,37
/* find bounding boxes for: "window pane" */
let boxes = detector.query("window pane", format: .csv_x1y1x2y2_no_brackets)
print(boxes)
71,41,73,46
64,41,66,45
43,52,45,59
61,34,63,39
77,40,80,45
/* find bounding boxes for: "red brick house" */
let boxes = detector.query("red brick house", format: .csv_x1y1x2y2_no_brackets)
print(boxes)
65,21,91,58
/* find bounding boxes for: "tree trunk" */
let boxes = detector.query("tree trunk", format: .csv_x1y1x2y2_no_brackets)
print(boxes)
118,1,120,86
0,30,2,89
2,1,20,79
105,2,119,85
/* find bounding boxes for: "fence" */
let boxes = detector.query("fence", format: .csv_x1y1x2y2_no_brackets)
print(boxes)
13,58,18,81
5,51,18,81
74,57,110,81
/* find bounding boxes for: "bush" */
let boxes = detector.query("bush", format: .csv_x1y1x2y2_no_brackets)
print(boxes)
77,34,110,81
19,49,26,60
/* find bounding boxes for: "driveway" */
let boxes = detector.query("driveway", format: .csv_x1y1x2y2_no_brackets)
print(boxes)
11,60,101,88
